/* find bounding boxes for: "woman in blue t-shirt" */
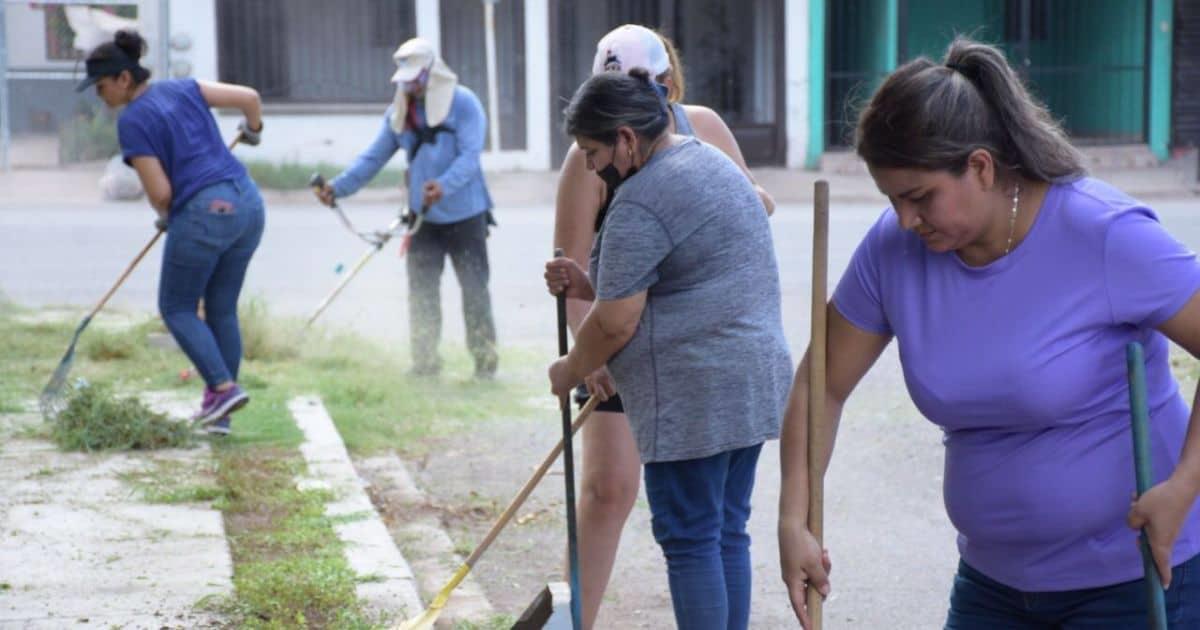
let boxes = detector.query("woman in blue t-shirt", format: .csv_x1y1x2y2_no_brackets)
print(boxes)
79,30,266,436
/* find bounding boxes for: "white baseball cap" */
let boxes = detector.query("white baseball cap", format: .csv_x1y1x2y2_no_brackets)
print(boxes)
391,38,435,83
591,24,670,77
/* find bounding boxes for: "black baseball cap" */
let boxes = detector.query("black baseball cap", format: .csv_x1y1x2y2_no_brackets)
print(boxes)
75,57,139,92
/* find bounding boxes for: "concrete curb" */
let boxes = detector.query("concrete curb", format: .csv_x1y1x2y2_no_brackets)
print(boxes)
287,396,423,622
357,454,497,625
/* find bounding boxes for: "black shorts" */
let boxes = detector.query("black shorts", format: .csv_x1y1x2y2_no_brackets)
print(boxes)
574,383,624,413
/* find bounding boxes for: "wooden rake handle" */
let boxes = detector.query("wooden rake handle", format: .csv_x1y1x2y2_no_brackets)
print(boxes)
807,180,830,629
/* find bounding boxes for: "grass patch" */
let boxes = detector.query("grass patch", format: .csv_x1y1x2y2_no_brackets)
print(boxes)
453,615,517,630
119,459,227,505
83,329,142,361
0,299,549,627
213,449,381,629
53,382,195,452
244,160,404,191
240,298,302,362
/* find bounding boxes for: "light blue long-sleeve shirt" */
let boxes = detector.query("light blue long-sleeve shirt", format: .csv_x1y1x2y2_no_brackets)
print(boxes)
331,85,493,224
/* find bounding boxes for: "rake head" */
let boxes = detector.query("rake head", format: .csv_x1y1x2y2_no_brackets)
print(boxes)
39,316,91,421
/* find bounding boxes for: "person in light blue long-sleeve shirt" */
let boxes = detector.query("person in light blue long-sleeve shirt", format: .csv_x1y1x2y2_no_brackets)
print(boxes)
316,38,497,378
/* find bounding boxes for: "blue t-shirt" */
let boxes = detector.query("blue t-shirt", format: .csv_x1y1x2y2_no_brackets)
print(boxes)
117,79,246,213
330,86,493,225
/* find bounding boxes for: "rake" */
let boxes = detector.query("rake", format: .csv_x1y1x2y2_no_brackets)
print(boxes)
38,230,163,419
40,134,242,420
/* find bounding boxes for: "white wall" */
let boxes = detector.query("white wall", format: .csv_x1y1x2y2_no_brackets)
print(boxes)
522,0,550,170
785,0,810,169
214,113,396,167
167,0,216,81
190,0,549,171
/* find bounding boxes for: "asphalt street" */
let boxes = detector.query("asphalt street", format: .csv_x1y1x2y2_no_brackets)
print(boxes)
4,196,1199,627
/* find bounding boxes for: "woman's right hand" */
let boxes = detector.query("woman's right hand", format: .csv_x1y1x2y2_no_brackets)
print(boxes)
779,518,832,630
544,256,595,301
314,184,336,208
583,366,617,401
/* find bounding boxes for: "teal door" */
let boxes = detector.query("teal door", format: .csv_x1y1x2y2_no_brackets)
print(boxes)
827,0,1149,147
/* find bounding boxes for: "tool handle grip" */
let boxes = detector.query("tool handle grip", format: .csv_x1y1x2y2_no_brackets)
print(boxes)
1126,341,1169,630
554,247,568,357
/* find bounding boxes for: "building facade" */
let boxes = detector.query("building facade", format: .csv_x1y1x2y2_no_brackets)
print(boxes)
1,1,1193,172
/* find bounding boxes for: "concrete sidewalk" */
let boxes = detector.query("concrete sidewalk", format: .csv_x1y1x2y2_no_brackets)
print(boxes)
0,404,233,629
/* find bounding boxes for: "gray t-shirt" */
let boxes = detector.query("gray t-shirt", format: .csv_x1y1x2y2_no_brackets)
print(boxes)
590,137,793,463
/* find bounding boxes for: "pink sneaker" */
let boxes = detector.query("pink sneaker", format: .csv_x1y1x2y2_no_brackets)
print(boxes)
191,388,218,422
195,385,249,426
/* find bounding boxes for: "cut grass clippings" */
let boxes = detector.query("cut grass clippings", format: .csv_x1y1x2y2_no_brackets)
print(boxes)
53,382,195,452
0,298,548,628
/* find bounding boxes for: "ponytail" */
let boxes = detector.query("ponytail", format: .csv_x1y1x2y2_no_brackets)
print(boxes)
856,36,1082,182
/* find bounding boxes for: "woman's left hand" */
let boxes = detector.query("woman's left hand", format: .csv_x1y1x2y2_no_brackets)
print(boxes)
548,357,578,402
1127,475,1197,587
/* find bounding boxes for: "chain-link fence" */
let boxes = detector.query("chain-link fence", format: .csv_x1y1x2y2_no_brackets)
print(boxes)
0,0,168,171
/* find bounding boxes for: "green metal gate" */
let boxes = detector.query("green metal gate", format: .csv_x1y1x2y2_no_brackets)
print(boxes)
827,0,1151,148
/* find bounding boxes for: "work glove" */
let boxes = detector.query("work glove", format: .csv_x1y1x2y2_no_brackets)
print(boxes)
237,119,263,146
154,215,168,232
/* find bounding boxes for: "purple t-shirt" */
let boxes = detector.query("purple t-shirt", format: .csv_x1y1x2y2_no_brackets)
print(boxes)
118,79,246,213
834,177,1200,591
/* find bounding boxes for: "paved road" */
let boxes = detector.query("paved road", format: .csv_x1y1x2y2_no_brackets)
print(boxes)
4,196,1199,627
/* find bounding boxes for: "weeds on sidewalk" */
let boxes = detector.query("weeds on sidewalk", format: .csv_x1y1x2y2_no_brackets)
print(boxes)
53,382,194,451
1,299,547,627
211,446,379,628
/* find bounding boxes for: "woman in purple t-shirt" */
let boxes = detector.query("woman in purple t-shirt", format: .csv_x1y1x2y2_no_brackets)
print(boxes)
778,37,1200,628
79,30,266,436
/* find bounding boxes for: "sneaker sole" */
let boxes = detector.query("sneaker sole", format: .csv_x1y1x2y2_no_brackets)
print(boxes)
205,425,231,436
197,392,249,426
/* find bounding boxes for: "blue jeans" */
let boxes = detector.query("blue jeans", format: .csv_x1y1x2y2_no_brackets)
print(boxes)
644,443,763,630
158,176,265,388
946,553,1200,629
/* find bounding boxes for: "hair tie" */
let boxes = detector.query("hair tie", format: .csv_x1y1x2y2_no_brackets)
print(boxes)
946,62,974,81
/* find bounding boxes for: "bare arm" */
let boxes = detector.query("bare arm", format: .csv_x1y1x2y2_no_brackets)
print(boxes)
564,292,646,381
780,305,890,626
130,156,172,213
197,80,262,131
553,143,607,335
1131,289,1200,586
684,105,776,216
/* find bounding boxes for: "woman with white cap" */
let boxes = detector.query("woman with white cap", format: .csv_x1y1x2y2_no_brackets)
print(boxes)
315,38,498,379
548,24,776,628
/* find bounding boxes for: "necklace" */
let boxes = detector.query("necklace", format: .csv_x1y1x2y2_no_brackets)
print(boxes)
1004,182,1021,255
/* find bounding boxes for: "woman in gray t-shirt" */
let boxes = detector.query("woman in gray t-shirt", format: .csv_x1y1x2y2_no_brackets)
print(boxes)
547,69,792,630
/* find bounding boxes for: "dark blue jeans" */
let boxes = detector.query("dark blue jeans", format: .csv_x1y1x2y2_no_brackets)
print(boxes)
946,553,1200,629
159,176,264,388
644,443,763,630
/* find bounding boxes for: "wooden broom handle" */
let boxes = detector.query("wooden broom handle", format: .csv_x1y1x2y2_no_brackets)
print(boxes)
807,180,829,629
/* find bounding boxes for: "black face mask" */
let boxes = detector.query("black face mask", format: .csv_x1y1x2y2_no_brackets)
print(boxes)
597,144,638,192
595,144,638,232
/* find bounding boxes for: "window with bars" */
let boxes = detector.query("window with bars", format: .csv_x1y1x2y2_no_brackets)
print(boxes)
215,0,417,104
